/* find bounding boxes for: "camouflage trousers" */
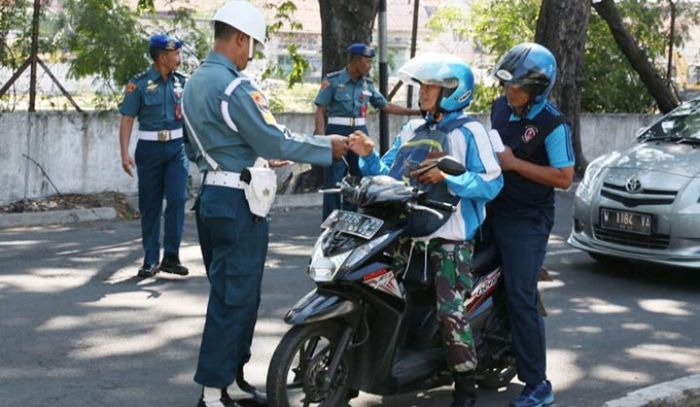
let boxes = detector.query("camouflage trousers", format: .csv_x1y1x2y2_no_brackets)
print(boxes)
392,238,477,372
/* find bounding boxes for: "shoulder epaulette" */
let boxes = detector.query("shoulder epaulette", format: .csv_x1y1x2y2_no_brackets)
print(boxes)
130,70,149,82
326,70,342,78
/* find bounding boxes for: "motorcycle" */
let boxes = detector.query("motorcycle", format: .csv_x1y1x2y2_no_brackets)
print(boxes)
267,157,527,407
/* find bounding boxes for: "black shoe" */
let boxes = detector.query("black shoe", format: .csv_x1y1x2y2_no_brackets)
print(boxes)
198,387,238,407
451,371,477,407
137,263,159,278
160,255,189,276
228,368,267,406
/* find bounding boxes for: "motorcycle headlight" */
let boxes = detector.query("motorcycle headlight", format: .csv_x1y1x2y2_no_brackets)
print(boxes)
308,238,351,282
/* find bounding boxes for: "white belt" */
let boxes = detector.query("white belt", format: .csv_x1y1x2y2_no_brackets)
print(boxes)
139,128,183,142
328,117,365,127
203,171,246,189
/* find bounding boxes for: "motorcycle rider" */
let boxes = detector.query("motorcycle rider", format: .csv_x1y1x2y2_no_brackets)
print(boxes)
349,54,503,407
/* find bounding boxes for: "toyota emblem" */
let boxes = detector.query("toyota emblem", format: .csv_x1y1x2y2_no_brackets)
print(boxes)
625,177,642,193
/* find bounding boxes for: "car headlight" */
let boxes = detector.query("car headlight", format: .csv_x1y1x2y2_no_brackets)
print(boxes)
581,157,605,188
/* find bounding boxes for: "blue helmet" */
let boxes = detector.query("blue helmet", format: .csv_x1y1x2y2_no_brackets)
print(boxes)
397,53,475,112
493,42,557,103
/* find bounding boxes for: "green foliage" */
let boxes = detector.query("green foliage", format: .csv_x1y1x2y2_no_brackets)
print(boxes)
261,1,309,89
424,4,470,42
432,0,699,113
583,0,699,112
466,0,539,57
286,44,310,88
60,0,149,90
469,83,500,113
1,0,63,69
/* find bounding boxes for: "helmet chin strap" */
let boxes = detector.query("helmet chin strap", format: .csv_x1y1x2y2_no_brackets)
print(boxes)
419,99,443,124
247,38,255,62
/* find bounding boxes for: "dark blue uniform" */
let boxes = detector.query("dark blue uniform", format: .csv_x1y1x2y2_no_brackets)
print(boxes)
182,51,333,389
315,67,387,219
489,96,574,385
120,64,188,268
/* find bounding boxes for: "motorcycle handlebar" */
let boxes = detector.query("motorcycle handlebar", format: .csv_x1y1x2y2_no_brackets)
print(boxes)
423,199,457,213
318,188,341,194
406,202,444,220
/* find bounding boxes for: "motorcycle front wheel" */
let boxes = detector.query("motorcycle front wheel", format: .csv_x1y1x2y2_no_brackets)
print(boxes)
267,320,353,407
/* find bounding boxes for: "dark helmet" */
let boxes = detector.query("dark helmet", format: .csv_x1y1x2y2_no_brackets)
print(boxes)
493,42,557,103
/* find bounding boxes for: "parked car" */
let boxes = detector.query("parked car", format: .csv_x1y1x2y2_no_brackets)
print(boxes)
568,97,700,269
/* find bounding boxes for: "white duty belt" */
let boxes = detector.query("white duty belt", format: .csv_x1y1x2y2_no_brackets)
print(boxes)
139,128,183,142
203,171,246,190
327,117,366,127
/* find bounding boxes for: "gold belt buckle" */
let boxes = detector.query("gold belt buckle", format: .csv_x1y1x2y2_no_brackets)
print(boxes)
349,117,355,127
157,130,170,142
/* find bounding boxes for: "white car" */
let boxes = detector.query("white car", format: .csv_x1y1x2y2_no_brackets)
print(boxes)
568,98,700,269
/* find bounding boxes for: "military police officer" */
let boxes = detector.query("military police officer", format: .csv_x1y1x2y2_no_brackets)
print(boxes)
314,43,420,220
181,2,349,406
119,34,189,278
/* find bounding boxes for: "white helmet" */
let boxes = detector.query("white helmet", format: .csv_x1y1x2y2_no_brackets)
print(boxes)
212,1,266,50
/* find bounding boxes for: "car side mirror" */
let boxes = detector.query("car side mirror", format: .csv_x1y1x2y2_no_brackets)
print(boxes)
437,156,465,176
635,126,648,139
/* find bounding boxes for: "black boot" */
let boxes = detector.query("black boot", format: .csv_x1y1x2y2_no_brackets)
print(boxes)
451,371,477,407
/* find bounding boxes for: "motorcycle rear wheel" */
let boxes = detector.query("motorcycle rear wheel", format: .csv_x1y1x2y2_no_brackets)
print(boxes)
267,320,352,407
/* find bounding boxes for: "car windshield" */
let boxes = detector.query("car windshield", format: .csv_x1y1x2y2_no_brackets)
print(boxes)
639,99,700,142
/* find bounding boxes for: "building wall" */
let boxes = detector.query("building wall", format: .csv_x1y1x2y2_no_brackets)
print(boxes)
0,111,659,204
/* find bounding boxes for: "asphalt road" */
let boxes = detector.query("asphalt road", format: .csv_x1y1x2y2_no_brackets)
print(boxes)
1,193,699,406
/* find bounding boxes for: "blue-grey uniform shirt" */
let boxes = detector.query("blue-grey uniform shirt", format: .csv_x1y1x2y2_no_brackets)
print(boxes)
314,68,388,118
181,52,332,173
119,66,186,131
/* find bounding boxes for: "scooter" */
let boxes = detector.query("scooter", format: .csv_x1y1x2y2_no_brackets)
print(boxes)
267,157,520,407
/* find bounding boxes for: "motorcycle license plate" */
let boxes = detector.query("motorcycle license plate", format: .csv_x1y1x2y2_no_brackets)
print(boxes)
321,210,384,239
600,208,652,235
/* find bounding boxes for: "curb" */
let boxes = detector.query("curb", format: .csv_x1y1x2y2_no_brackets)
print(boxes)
0,186,576,229
0,207,117,229
603,375,700,407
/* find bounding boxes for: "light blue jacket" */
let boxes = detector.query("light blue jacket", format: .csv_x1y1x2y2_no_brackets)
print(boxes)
359,112,503,240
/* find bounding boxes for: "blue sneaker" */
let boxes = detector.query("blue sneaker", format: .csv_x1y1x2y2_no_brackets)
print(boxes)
510,380,554,407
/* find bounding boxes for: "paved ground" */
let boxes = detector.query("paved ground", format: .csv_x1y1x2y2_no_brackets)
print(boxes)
1,194,699,406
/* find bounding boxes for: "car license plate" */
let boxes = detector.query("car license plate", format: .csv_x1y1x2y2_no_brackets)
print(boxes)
321,210,384,239
600,208,652,235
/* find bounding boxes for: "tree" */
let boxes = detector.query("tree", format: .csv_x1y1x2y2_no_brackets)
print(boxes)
318,0,380,75
535,0,591,172
287,0,381,192
592,0,680,113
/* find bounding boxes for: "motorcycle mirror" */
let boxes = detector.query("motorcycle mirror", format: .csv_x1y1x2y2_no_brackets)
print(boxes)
437,156,465,176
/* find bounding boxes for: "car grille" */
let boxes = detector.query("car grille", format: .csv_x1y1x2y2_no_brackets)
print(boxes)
600,183,677,208
593,226,670,249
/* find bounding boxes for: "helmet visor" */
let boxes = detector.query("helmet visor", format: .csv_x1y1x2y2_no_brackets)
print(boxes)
493,47,549,87
397,53,464,89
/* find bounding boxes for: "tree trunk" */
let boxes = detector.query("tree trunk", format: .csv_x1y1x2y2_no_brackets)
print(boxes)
535,0,591,174
592,0,679,113
293,0,380,193
318,0,380,75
